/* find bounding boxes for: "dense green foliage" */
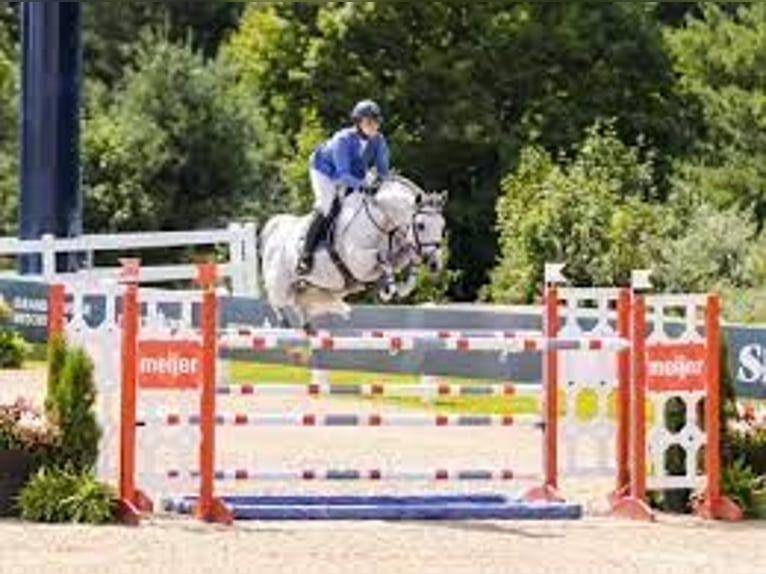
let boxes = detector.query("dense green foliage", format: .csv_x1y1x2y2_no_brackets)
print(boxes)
18,466,117,524
0,2,764,312
83,37,280,232
0,19,16,236
82,0,243,85
225,2,695,299
0,297,26,369
666,4,766,229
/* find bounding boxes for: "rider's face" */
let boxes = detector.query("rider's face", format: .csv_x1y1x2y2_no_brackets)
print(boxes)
358,117,380,138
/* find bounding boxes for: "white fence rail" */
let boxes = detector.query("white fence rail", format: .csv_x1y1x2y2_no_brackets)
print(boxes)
0,222,259,296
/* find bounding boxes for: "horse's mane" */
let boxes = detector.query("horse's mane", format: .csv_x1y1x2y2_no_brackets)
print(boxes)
381,173,426,197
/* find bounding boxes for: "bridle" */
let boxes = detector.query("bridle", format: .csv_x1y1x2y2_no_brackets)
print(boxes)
410,207,443,257
354,179,443,265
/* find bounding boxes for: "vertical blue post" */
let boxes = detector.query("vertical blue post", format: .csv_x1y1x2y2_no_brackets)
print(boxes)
19,2,82,273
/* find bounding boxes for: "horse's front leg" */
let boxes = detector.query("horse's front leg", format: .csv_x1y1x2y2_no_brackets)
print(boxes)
376,252,398,303
395,260,419,300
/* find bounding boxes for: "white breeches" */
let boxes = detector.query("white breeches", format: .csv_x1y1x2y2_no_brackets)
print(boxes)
310,169,339,216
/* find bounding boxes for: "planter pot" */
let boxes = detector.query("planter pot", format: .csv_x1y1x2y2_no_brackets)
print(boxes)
0,450,35,517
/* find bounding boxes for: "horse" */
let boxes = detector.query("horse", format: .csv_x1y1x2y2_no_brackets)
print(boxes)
259,174,447,329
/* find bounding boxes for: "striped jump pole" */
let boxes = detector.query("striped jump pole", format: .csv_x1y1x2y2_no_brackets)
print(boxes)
143,412,541,428
220,331,628,354
117,260,153,525
194,263,233,525
215,382,534,398
164,468,536,482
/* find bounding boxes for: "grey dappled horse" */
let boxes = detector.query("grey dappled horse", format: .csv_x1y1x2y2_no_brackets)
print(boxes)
260,174,447,329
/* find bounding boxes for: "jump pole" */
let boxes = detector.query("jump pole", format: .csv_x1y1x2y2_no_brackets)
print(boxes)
194,262,233,524
117,259,153,524
695,294,742,520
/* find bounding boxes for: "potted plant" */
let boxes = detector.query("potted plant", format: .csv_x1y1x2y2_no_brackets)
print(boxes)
0,398,60,516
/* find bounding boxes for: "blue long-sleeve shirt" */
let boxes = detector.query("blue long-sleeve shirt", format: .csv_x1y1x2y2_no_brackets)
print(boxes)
311,127,390,189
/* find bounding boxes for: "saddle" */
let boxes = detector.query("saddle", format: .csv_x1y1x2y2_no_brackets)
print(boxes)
309,196,359,289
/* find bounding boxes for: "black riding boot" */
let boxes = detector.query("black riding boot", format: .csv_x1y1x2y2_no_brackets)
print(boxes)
296,211,327,275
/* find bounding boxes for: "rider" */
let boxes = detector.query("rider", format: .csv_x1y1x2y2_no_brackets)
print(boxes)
296,99,390,275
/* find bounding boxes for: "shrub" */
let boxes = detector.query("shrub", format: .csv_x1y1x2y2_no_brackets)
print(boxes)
729,427,766,477
45,334,68,417
46,343,101,472
721,459,765,519
485,121,663,303
18,466,117,524
0,295,10,322
0,330,27,369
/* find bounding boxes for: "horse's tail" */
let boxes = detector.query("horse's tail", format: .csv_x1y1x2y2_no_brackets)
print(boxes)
256,217,276,297
255,224,263,297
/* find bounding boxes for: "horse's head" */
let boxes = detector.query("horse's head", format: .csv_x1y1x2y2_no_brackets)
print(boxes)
374,174,447,275
411,190,447,275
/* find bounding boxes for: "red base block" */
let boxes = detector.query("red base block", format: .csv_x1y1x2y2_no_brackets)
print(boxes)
117,490,154,526
609,496,655,522
194,497,234,525
607,484,630,508
694,495,743,521
134,489,154,513
117,500,142,526
523,484,564,503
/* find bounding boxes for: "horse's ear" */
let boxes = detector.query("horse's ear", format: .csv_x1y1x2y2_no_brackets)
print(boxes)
439,190,449,207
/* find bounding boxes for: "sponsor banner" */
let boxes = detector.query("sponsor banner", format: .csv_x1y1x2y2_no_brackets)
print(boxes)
646,343,707,391
0,279,51,341
730,326,766,399
138,340,202,390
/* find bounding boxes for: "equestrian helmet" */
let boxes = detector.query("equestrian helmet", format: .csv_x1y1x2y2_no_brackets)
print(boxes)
351,100,383,124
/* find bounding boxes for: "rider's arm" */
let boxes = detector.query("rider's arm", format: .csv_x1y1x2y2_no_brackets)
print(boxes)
332,134,364,190
375,135,390,178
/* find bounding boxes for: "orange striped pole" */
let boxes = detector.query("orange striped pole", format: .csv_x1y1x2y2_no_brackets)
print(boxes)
631,295,648,504
544,285,559,494
194,263,232,524
610,293,653,520
696,294,743,520
615,288,631,496
525,284,562,502
47,284,65,337
117,258,146,525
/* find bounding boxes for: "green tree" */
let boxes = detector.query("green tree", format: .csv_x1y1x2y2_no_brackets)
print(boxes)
0,3,18,44
0,23,17,236
82,37,280,234
46,346,100,473
652,2,749,26
226,1,695,300
655,201,762,294
83,1,243,86
667,3,766,229
485,122,665,302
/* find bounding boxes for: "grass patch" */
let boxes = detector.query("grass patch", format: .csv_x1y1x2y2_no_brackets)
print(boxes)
225,360,540,415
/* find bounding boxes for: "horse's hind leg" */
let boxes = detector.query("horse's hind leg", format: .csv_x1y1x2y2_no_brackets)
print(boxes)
275,308,293,329
278,306,314,334
302,321,317,336
297,309,316,336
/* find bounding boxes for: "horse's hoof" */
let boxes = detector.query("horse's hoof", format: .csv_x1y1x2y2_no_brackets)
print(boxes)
379,283,397,302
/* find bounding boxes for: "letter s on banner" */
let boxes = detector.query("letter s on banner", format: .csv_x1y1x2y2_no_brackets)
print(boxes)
737,344,764,386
